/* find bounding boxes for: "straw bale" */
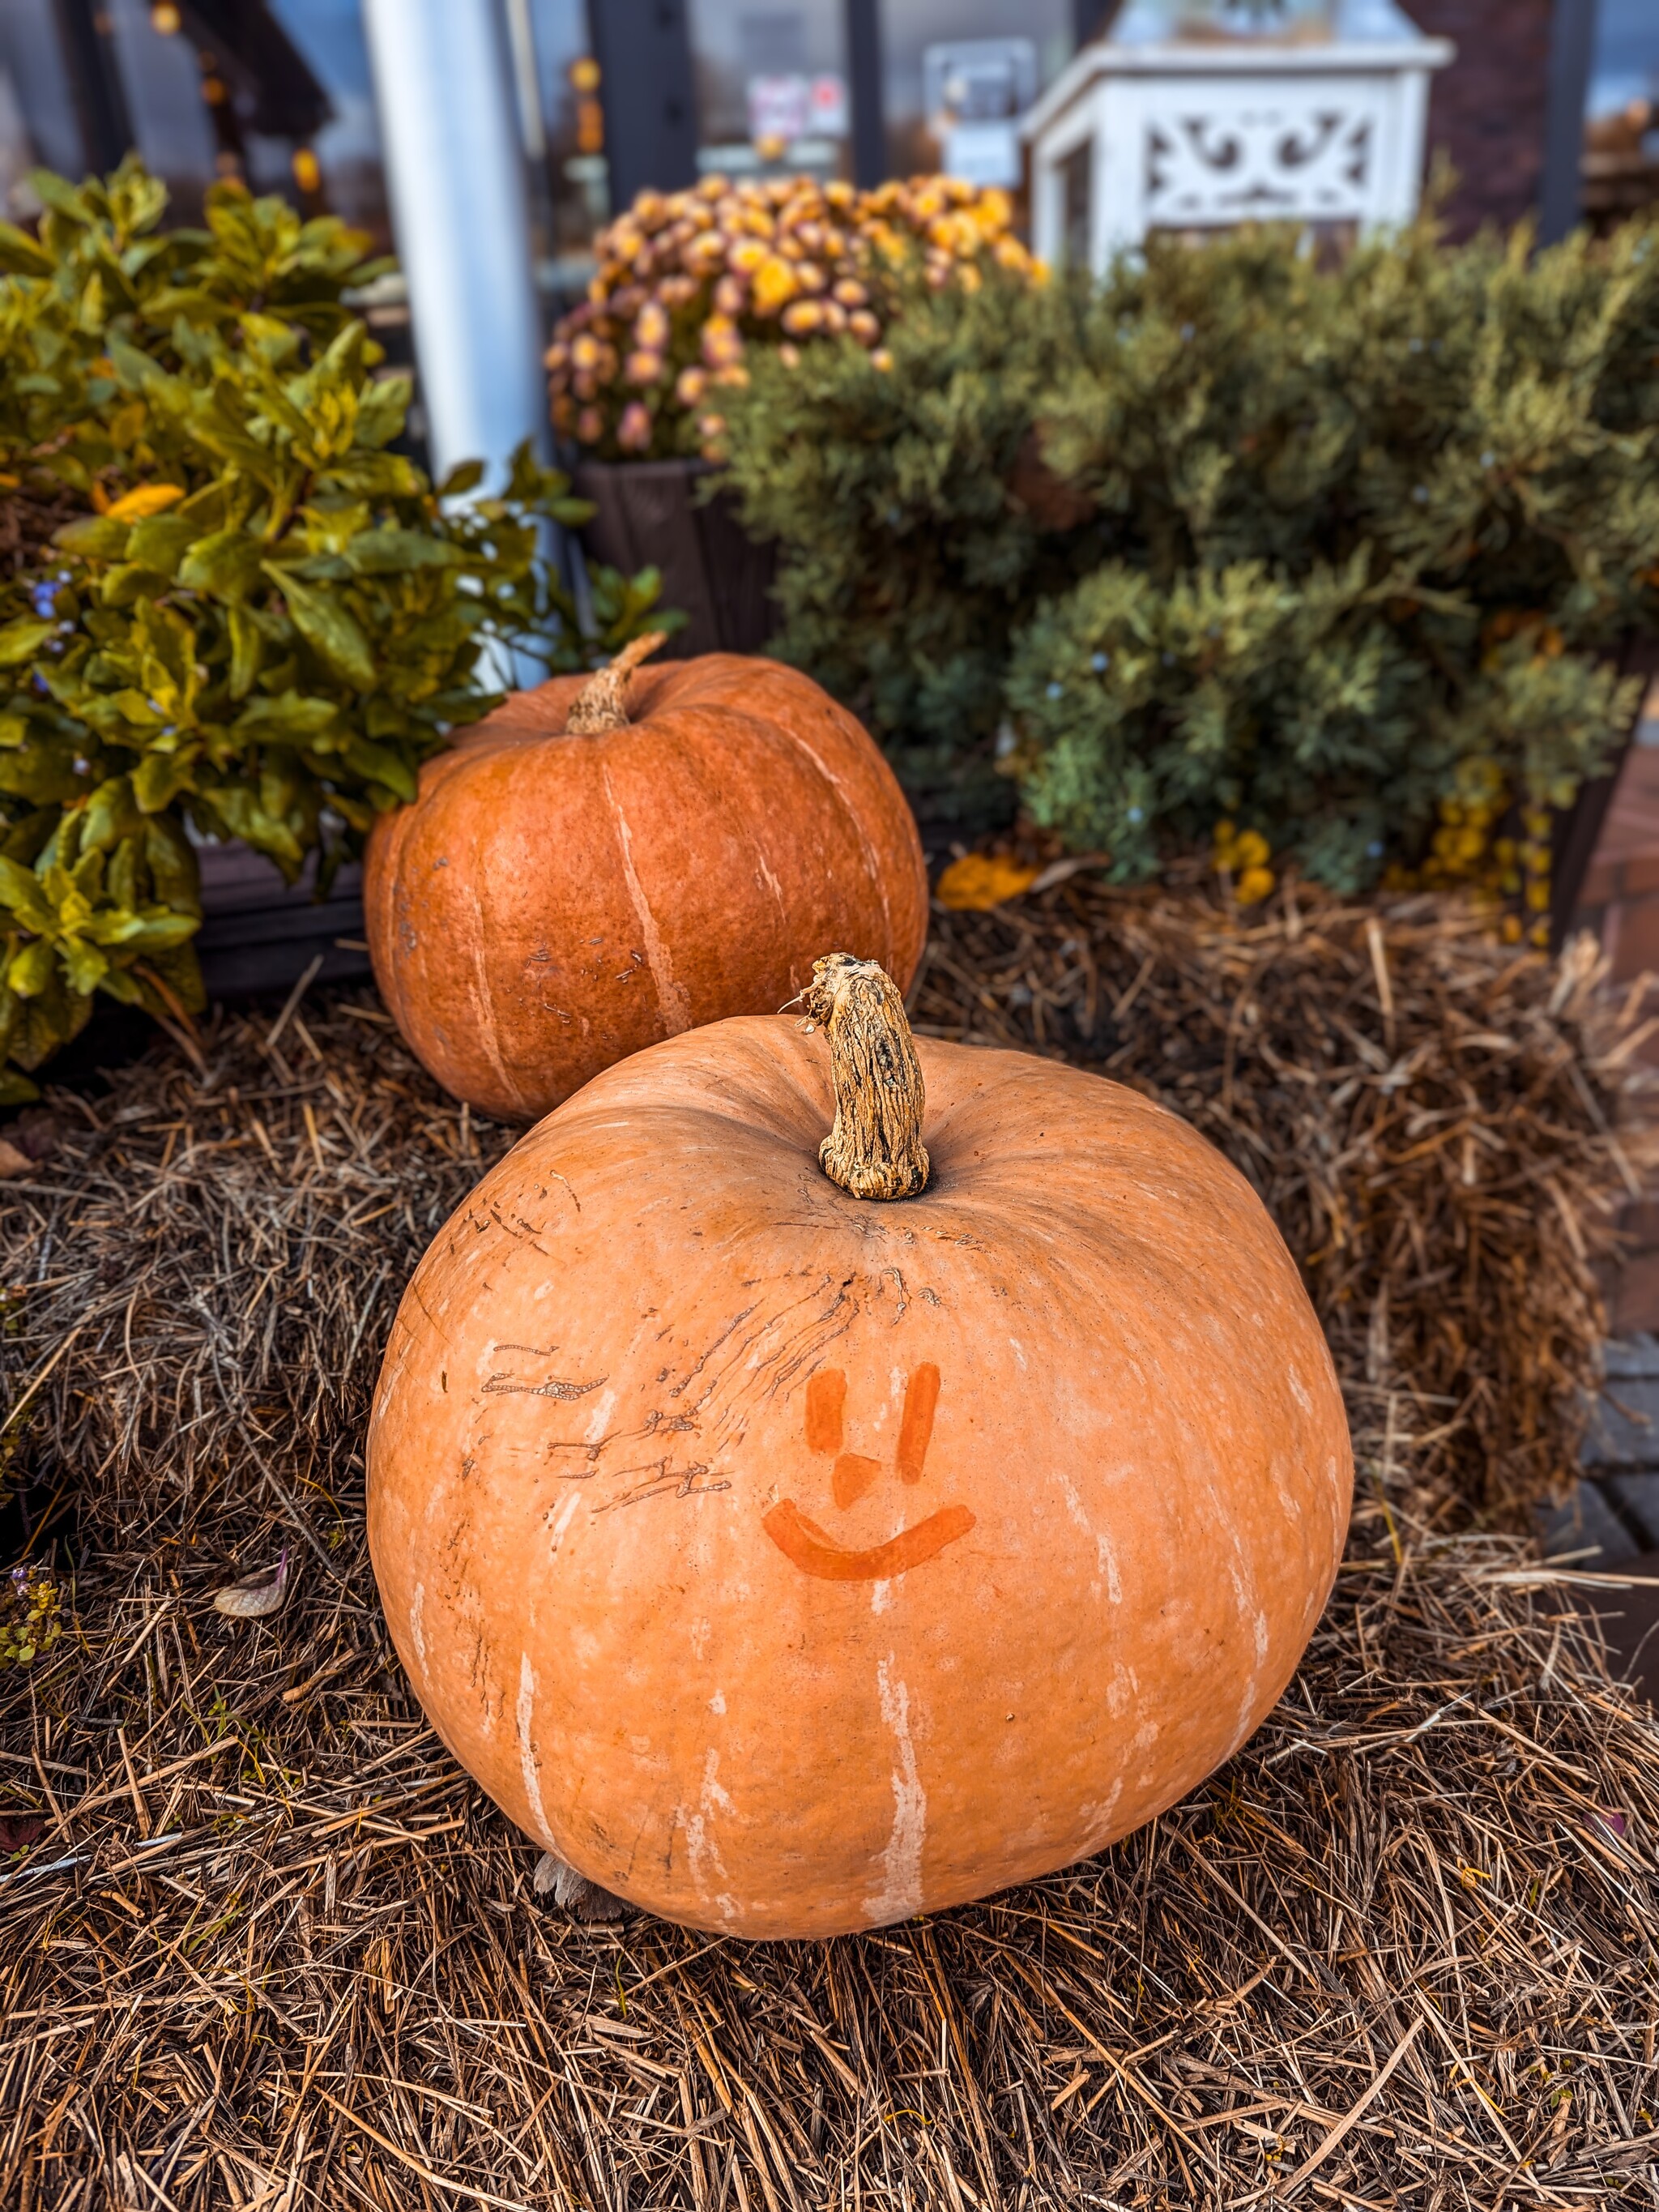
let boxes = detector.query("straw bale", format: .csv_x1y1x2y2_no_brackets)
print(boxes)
915,872,1659,1524
0,894,1655,2207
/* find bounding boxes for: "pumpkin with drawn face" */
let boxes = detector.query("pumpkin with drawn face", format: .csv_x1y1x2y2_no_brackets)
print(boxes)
368,954,1352,1938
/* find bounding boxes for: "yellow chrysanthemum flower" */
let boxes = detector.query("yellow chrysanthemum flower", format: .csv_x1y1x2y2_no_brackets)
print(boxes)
752,255,798,314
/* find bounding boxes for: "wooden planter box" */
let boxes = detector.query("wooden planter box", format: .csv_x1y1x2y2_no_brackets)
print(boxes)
194,841,370,1000
573,457,778,660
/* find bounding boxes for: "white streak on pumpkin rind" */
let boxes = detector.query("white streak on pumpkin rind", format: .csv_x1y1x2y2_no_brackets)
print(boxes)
1053,1467,1120,1603
602,765,691,1034
774,711,910,965
748,831,787,920
457,830,527,1116
407,1581,426,1668
682,1748,737,1924
517,1654,555,1848
1078,1776,1124,1851
1226,1555,1266,1738
548,1490,583,1553
864,1657,926,1926
583,1388,617,1444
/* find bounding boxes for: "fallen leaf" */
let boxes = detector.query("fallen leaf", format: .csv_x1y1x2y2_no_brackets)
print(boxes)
11,1109,59,1163
0,1139,32,1179
935,853,1043,912
212,1544,292,1619
534,1849,628,1921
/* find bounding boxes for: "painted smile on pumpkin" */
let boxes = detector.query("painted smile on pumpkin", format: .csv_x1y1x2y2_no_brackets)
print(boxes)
762,1364,975,1581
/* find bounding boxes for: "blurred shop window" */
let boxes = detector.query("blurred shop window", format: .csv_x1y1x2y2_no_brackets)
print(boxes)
113,2,334,221
0,1,329,222
689,1,852,184
923,39,1034,189
0,1,87,212
1111,0,1334,32
881,0,1070,181
515,0,609,300
267,0,390,246
1581,0,1659,230
109,0,215,208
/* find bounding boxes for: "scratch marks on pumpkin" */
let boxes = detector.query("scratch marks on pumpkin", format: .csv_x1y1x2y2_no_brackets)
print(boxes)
483,1345,608,1402
920,1223,987,1254
864,1658,926,1925
652,1268,936,1467
485,1373,607,1402
484,1198,552,1253
408,1275,451,1347
603,765,692,1034
590,1459,731,1513
667,1305,761,1401
517,1655,555,1849
675,1269,911,1432
545,1404,701,1471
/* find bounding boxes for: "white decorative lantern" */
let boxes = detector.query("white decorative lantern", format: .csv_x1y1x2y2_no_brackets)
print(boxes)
1021,0,1454,273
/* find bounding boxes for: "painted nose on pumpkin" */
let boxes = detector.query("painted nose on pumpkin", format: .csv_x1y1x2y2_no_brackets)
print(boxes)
833,1453,881,1508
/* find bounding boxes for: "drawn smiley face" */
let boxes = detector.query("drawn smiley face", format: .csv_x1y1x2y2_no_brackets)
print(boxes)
762,1364,976,1581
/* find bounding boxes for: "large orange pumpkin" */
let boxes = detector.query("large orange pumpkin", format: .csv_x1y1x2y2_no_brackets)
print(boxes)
363,638,927,1120
368,955,1351,1939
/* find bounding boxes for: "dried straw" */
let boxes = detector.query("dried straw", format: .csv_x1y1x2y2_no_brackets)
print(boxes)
916,870,1659,1524
0,899,1655,2208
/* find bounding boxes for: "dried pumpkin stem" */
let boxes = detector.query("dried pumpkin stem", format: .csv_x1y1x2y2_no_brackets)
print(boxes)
565,630,667,735
800,952,928,1201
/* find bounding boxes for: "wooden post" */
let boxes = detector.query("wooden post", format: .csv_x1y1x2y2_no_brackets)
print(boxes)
589,0,698,207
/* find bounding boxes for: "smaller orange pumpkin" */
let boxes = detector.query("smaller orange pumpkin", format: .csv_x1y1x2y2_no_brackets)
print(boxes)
364,638,928,1120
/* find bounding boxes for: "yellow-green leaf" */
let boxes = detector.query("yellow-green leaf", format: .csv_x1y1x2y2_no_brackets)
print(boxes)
53,515,131,559
6,938,54,997
267,566,377,690
0,857,53,934
0,617,56,669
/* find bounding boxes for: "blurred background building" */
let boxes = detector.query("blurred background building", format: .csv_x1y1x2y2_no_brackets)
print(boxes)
0,0,1647,493
0,3,1648,313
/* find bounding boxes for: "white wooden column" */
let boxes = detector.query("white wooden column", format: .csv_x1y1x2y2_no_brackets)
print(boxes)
360,0,548,489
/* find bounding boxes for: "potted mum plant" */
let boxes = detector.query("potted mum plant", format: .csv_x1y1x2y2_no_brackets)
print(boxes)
545,173,1038,655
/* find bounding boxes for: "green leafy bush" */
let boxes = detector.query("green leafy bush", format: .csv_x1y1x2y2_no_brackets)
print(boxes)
715,269,1112,807
720,216,1659,896
0,163,672,1099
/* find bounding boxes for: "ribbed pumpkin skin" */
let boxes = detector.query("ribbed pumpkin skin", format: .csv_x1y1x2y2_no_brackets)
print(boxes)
367,1018,1352,1939
363,655,927,1120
